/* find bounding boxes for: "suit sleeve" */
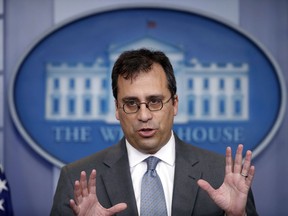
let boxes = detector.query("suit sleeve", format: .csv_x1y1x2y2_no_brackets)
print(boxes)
50,166,75,216
246,188,258,216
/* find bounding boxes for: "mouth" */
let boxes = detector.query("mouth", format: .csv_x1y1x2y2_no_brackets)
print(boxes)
137,128,156,138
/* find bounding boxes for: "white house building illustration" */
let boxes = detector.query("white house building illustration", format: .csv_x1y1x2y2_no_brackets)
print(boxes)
45,37,249,122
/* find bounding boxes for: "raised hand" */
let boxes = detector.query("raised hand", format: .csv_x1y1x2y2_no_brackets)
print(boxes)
197,144,255,216
69,169,127,216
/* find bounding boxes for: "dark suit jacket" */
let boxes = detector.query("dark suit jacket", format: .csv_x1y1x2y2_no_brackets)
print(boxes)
50,134,258,216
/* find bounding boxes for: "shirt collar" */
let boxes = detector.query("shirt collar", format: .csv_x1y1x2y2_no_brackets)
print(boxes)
126,132,175,168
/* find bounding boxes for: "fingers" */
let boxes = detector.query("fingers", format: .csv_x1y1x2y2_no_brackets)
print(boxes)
80,171,89,197
88,169,97,195
69,199,80,215
238,145,254,183
73,171,88,205
233,144,244,173
73,169,97,205
228,144,255,183
73,180,83,204
225,146,233,175
241,149,252,177
70,169,127,215
242,149,255,187
245,165,255,186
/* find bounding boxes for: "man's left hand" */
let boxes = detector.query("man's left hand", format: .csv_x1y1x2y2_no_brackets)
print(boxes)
197,144,255,216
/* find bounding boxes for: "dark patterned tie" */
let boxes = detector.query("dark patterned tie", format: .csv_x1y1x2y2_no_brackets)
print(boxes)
140,156,168,216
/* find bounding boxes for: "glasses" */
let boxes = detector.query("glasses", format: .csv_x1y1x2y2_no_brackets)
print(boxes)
119,96,174,114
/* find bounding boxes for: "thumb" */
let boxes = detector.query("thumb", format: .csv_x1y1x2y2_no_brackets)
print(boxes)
197,179,216,196
107,203,127,214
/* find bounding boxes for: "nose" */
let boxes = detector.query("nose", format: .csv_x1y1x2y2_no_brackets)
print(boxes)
137,103,152,122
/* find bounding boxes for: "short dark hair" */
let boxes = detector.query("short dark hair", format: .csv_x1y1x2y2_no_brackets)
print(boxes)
111,48,177,100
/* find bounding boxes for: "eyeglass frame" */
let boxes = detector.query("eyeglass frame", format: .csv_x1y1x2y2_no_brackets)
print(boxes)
117,95,175,114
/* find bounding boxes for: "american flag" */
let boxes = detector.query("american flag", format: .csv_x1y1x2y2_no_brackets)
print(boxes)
0,166,13,216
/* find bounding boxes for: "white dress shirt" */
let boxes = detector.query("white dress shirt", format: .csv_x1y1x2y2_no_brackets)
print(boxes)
126,132,175,216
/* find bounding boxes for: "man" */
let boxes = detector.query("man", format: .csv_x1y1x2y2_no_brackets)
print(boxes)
50,48,258,216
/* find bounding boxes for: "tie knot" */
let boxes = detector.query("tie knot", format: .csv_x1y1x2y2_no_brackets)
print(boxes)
146,156,160,171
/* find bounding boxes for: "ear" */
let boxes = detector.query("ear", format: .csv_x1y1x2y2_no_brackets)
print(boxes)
173,95,179,116
115,100,120,120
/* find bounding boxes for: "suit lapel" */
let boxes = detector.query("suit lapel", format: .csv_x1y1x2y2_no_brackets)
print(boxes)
97,136,204,215
100,139,138,216
171,137,202,216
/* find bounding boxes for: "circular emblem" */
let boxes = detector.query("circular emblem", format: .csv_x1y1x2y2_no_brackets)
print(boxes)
9,5,286,167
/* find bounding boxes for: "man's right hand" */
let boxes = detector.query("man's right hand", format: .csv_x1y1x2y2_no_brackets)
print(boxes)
69,169,127,216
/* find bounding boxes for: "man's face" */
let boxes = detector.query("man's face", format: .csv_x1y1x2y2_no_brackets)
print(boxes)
115,63,178,154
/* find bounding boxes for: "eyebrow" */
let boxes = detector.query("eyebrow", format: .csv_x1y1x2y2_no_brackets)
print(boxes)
121,97,139,103
121,95,164,102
